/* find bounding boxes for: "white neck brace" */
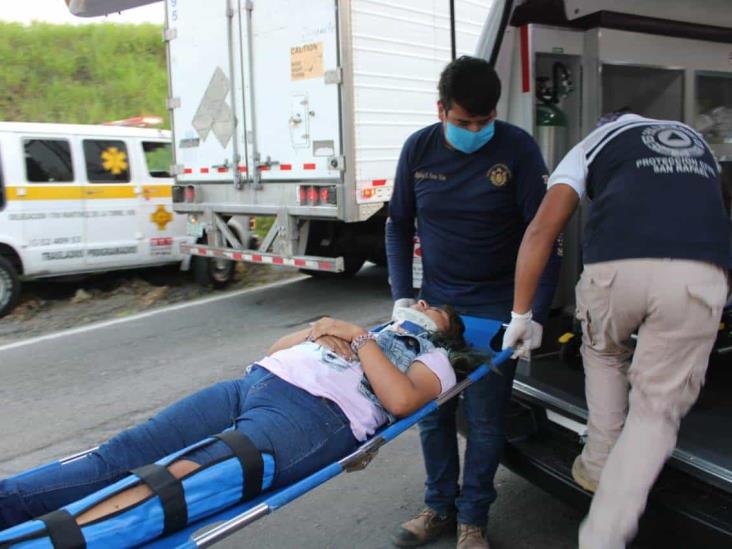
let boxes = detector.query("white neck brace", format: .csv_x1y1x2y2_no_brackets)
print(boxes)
392,307,438,333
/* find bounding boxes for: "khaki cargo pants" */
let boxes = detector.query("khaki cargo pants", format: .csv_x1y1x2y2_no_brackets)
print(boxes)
574,259,727,549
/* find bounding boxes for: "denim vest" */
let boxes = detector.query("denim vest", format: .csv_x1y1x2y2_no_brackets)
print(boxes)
358,323,438,423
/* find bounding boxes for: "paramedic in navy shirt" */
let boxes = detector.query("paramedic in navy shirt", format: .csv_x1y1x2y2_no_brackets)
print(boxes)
504,111,730,549
387,56,560,548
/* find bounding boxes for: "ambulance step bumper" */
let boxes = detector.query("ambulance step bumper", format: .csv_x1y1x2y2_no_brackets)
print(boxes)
501,404,732,548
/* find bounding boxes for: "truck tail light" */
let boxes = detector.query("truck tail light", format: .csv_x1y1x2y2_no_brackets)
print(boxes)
306,186,318,205
185,185,196,203
361,188,376,199
297,185,337,206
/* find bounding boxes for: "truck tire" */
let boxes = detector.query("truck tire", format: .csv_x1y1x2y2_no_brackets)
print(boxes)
0,256,21,318
192,255,235,289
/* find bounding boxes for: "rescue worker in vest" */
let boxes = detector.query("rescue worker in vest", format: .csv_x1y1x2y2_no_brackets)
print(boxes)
387,56,560,549
503,110,730,548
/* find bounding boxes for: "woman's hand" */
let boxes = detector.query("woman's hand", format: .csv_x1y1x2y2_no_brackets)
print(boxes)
314,335,355,361
308,317,367,342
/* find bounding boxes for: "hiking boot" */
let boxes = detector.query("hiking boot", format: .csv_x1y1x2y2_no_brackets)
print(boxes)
572,455,599,493
457,523,489,549
391,508,456,547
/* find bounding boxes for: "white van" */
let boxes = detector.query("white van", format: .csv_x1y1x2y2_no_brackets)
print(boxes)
0,122,195,317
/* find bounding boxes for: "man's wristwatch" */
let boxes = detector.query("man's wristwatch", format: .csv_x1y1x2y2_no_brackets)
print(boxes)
350,333,376,354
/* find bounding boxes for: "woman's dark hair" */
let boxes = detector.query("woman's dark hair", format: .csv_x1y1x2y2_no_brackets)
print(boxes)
438,56,501,116
429,305,494,379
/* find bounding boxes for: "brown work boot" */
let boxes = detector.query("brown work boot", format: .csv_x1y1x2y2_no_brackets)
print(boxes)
391,508,456,547
571,455,599,493
456,523,489,549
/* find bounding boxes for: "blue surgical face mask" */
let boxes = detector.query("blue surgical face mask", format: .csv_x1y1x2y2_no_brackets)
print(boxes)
445,120,495,153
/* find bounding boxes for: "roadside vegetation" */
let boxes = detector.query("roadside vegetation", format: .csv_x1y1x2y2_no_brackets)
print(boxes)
0,22,168,125
0,22,300,335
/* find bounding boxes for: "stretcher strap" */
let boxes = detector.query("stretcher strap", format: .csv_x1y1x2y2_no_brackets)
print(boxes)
214,431,263,500
39,509,86,549
132,464,187,534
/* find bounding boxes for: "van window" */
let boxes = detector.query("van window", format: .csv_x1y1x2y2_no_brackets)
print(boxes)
142,141,172,178
24,139,74,183
84,140,131,183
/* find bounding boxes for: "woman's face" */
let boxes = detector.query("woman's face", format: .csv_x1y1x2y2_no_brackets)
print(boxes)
412,300,451,332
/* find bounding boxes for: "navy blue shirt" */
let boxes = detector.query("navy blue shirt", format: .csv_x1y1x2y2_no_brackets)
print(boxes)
386,121,561,322
549,114,731,268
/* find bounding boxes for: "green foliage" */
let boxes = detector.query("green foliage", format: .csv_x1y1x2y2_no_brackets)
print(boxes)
254,216,274,239
143,142,173,176
0,22,168,126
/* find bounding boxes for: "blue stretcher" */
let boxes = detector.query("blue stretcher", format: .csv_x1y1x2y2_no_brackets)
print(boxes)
0,316,511,549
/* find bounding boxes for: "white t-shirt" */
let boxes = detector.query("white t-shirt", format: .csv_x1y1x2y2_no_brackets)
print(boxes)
257,341,456,441
547,114,707,198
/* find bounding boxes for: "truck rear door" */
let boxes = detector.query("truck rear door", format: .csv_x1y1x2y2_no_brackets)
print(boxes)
165,0,247,182
248,0,342,182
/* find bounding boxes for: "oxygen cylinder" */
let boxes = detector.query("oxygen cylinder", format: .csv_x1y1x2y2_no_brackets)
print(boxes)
535,62,572,171
535,102,568,172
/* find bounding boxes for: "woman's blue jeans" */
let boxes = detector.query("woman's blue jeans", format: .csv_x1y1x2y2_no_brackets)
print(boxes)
418,295,517,528
0,366,358,529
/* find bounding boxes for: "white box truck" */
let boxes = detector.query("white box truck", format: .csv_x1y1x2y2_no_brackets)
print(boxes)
159,0,501,281
68,1,732,544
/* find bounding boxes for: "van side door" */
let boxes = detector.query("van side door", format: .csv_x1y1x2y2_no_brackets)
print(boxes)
0,137,21,264
80,136,141,268
20,135,85,275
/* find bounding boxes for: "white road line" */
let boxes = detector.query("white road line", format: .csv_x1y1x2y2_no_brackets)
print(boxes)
0,276,308,353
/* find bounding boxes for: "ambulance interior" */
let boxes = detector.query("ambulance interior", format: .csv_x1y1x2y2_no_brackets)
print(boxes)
501,4,732,521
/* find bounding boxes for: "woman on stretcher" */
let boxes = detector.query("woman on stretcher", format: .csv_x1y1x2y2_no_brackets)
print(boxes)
0,300,472,535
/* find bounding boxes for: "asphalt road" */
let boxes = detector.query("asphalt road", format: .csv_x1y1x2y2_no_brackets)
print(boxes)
0,265,583,547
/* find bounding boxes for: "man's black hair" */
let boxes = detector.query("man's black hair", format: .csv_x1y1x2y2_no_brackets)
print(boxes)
438,55,501,116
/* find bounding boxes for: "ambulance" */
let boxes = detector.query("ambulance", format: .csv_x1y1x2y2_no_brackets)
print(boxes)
0,122,195,317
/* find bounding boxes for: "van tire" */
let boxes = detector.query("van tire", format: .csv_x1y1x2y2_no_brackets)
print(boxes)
0,256,21,318
192,255,235,289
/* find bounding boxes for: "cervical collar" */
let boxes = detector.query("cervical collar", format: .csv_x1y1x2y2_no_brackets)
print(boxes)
392,306,438,333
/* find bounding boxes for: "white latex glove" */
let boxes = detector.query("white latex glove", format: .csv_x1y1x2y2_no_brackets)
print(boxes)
392,298,417,320
502,311,543,360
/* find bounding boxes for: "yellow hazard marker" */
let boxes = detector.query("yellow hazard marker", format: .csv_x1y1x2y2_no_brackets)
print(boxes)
558,332,575,344
150,204,173,230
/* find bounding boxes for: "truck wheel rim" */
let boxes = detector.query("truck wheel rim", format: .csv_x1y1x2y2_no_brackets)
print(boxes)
212,259,231,282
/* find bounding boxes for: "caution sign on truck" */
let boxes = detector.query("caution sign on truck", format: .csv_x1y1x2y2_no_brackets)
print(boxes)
290,42,324,81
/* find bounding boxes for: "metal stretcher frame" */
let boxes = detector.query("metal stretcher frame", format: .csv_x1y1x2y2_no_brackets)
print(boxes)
148,316,513,549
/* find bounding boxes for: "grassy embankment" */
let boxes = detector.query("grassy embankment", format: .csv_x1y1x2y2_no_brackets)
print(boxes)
0,21,168,125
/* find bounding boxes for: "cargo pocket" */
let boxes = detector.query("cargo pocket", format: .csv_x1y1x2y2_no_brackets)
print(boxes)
686,281,727,318
682,279,727,406
575,266,617,348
